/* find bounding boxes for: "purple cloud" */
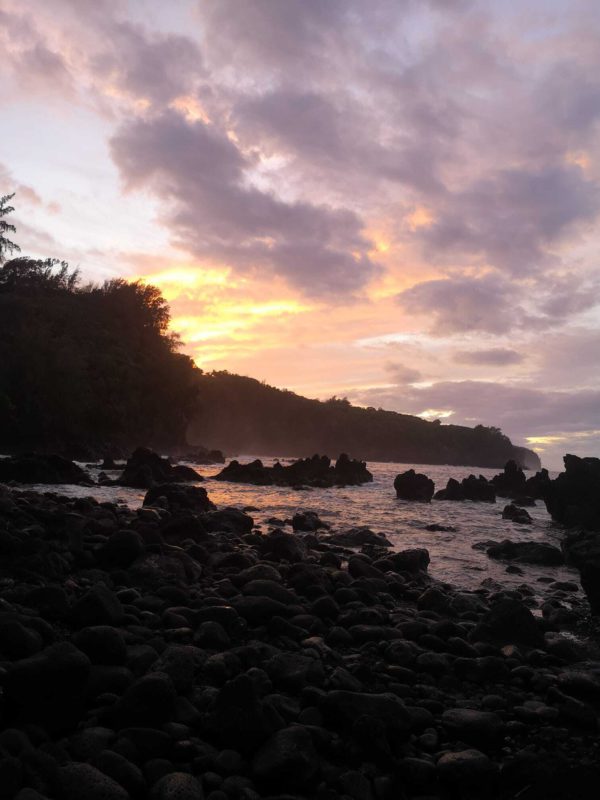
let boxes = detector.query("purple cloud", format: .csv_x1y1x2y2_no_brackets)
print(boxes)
111,110,379,296
454,348,524,366
384,361,423,385
396,274,526,335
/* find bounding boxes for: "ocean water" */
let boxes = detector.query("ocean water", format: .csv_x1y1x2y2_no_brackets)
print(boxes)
20,456,578,607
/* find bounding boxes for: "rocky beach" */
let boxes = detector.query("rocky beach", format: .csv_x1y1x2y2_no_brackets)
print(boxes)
0,452,599,799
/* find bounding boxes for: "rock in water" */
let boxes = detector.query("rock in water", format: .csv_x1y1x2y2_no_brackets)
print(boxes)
501,503,533,524
215,453,373,487
394,469,435,502
492,459,527,497
487,539,564,566
435,475,496,502
116,447,203,488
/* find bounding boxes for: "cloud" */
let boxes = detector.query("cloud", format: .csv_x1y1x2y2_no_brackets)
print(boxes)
90,21,204,106
416,166,600,275
396,274,527,335
110,110,379,297
384,361,423,384
454,348,524,366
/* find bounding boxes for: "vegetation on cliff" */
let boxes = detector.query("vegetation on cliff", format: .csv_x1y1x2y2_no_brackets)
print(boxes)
189,372,540,469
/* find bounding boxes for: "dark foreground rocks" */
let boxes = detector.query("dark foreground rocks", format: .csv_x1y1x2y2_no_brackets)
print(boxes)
485,539,565,566
394,470,435,502
0,454,91,485
545,454,600,531
215,453,373,488
0,481,597,799
544,455,600,614
114,448,203,489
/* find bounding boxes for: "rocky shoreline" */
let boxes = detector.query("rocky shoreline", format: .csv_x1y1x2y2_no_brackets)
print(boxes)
0,477,599,800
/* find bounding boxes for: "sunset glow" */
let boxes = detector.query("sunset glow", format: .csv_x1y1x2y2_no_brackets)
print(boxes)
2,0,600,468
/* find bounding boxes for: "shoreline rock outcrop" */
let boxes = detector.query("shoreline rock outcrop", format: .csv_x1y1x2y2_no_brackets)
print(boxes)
545,454,600,531
0,453,91,485
113,447,203,489
394,469,435,502
434,475,496,502
215,453,373,488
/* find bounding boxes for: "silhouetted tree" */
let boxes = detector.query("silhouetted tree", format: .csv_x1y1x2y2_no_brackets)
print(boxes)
0,194,20,264
0,257,79,292
0,260,200,454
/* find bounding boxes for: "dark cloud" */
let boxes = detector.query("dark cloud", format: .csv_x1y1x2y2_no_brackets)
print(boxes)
454,348,524,366
111,110,379,297
539,275,600,319
91,22,204,106
384,361,423,385
0,10,74,94
396,274,526,335
416,166,600,275
397,269,600,335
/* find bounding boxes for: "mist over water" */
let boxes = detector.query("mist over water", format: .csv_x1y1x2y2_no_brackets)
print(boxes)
26,456,576,608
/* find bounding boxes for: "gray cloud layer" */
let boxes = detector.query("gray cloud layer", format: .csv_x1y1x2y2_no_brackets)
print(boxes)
111,111,379,296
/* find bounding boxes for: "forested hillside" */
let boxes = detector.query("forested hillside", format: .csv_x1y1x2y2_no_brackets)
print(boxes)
189,372,540,469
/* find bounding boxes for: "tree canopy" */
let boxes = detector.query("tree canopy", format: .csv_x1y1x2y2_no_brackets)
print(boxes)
0,194,20,264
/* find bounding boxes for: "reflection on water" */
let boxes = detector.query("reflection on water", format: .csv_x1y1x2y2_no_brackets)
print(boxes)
24,456,574,603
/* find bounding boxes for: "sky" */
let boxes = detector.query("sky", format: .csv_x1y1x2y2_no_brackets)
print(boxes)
1,0,600,470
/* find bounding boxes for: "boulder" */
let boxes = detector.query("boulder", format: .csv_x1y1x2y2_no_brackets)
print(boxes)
4,642,91,731
394,469,435,502
253,726,318,787
580,563,600,615
389,548,430,573
259,529,307,563
323,691,411,736
328,527,391,547
59,763,129,800
72,626,127,665
201,508,254,534
98,530,145,568
472,599,544,647
112,672,176,727
441,708,504,748
151,773,204,800
143,483,214,513
292,511,328,531
71,585,124,628
437,749,497,788
502,504,533,524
